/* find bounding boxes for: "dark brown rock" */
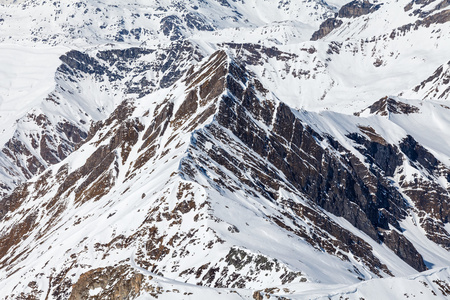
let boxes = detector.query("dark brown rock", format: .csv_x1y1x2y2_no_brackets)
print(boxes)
179,54,426,271
286,200,392,276
214,92,406,239
69,265,148,300
223,43,298,66
421,218,450,250
420,8,450,26
346,131,402,177
367,97,420,116
382,230,427,271
311,18,343,41
0,209,37,268
412,61,450,100
338,0,382,18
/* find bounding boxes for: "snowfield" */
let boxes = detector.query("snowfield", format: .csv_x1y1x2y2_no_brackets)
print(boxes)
0,0,449,299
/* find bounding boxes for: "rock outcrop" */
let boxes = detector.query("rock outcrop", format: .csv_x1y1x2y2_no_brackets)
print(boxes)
338,0,382,18
311,18,343,41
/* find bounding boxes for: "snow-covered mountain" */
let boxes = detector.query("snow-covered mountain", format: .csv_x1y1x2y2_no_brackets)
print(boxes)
0,0,449,299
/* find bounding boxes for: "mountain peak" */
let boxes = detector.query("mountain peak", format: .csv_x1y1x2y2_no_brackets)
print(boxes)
1,0,450,299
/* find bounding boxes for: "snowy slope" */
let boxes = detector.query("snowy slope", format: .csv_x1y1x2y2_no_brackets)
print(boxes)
0,0,334,46
0,0,449,299
0,48,449,299
0,0,337,194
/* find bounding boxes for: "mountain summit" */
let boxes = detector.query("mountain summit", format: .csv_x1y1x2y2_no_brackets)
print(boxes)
0,0,449,299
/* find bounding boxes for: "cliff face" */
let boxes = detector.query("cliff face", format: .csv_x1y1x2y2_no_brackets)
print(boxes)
0,0,449,299
182,52,430,272
1,48,449,299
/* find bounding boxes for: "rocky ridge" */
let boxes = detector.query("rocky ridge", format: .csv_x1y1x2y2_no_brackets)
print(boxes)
1,47,449,298
0,0,449,299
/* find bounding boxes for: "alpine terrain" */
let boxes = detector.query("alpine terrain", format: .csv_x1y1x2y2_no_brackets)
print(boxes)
0,0,449,299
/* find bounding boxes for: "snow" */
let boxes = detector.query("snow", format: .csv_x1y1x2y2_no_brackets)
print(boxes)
0,44,67,145
277,267,450,299
89,287,103,296
0,0,449,299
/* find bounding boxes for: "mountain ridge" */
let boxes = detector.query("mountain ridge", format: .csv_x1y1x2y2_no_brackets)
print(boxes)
0,0,449,299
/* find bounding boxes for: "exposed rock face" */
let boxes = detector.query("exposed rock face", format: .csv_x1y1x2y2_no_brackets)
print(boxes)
353,98,450,251
160,15,185,41
354,98,450,251
338,0,382,18
311,18,343,41
412,61,450,100
346,130,402,177
69,265,146,300
365,96,420,116
311,1,381,40
180,51,427,272
60,41,203,95
399,135,450,221
382,230,427,272
160,12,214,41
0,40,204,197
0,46,449,299
421,218,450,249
420,9,450,25
185,12,215,31
283,199,393,277
0,114,88,198
1,0,450,298
313,0,448,41
404,0,438,11
223,43,299,66
390,8,450,38
56,101,142,206
59,50,107,76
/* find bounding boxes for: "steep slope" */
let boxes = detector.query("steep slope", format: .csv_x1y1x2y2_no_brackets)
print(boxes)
0,0,449,299
402,60,450,100
222,0,448,112
0,0,334,46
253,267,450,299
1,49,449,299
0,0,337,195
1,0,449,194
0,40,204,196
